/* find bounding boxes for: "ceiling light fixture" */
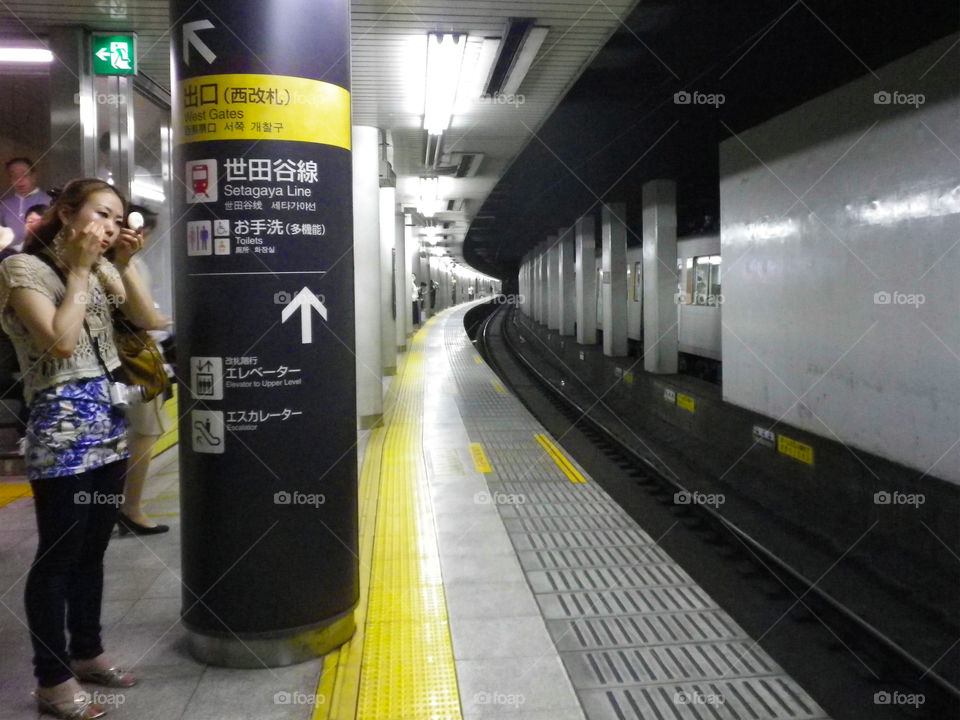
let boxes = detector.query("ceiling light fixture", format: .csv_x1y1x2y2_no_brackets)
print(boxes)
0,47,54,63
454,37,501,113
484,19,548,97
418,176,442,218
502,26,548,95
423,33,466,136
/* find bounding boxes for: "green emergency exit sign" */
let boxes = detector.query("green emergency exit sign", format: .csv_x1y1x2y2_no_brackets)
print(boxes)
92,34,136,75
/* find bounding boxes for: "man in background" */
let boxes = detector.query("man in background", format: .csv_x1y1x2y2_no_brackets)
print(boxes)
0,158,52,250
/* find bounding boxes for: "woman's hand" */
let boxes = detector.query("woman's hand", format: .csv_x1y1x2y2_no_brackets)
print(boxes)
111,227,144,268
58,221,105,276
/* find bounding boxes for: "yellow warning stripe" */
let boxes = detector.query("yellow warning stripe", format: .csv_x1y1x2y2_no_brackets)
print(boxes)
470,443,492,473
535,433,586,483
492,380,506,395
312,652,338,719
318,318,462,720
314,395,388,719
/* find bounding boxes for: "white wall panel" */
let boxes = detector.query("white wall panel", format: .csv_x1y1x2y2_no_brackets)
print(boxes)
720,36,960,483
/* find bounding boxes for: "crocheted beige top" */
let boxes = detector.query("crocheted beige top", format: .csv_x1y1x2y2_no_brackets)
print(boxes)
0,252,123,402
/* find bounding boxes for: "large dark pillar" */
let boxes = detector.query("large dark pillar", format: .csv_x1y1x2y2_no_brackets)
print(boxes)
170,0,357,666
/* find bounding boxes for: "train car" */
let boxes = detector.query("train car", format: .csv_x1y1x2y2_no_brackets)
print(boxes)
676,234,721,362
597,236,722,378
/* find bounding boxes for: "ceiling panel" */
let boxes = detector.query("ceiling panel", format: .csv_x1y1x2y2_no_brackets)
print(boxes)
351,0,638,262
0,0,639,268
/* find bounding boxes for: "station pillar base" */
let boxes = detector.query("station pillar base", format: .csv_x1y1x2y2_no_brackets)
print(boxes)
358,413,383,430
185,609,356,668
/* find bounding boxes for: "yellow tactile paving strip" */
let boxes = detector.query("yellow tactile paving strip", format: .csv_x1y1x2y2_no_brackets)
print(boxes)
0,482,31,508
316,322,462,720
314,420,385,720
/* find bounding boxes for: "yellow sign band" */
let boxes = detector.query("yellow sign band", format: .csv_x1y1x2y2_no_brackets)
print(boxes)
778,435,815,465
175,73,351,149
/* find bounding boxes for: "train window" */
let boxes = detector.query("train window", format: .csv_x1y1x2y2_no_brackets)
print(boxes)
693,255,722,306
678,257,694,304
596,267,604,325
627,262,643,302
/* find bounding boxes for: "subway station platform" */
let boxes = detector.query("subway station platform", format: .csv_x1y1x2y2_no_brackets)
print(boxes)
0,303,830,719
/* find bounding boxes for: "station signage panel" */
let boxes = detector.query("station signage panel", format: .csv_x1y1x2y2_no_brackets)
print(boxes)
170,0,357,658
91,34,137,75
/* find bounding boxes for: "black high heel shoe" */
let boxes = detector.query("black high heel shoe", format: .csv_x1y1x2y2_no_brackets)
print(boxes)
116,512,169,536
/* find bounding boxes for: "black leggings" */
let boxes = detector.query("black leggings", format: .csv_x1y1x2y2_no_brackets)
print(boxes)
25,461,126,687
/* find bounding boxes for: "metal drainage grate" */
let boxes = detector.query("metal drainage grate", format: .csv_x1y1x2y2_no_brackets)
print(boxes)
580,677,829,719
538,587,717,618
546,612,744,652
565,642,778,688
524,564,694,591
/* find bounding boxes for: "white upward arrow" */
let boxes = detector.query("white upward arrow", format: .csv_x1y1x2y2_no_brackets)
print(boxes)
281,287,328,344
183,20,216,66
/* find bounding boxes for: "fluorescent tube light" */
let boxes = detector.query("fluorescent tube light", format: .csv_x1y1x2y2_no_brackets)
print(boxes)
131,177,166,204
418,176,442,218
423,33,466,136
455,37,500,113
501,26,548,96
0,48,54,63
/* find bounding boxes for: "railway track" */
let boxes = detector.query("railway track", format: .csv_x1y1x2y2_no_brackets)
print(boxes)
472,299,958,720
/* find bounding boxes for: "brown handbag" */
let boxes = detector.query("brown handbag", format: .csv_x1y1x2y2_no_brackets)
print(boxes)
36,251,171,402
113,314,171,402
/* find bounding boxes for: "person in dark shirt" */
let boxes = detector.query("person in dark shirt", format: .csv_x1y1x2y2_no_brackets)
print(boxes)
0,158,52,249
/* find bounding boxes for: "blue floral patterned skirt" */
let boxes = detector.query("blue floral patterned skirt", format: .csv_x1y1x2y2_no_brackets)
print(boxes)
26,376,129,480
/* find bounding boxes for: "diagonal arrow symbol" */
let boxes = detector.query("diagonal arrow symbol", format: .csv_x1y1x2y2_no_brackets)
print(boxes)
183,20,216,66
280,287,328,344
